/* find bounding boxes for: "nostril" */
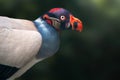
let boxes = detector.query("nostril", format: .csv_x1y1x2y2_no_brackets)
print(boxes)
73,22,78,29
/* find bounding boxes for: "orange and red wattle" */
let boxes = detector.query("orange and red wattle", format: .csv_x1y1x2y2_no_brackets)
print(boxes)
70,15,83,32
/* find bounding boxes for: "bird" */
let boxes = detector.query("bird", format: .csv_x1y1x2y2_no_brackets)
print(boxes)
0,8,83,80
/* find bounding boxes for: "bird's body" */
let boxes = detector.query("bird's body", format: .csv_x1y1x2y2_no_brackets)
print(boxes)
0,16,60,80
0,8,83,80
0,16,42,80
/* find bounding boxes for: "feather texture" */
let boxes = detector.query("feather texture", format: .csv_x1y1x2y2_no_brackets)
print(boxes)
34,18,60,58
0,27,42,67
0,16,42,80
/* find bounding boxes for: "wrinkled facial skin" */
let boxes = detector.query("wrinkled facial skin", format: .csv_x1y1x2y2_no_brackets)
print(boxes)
42,8,83,32
47,9,71,30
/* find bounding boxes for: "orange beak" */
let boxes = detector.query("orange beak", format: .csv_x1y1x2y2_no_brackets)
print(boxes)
70,15,83,32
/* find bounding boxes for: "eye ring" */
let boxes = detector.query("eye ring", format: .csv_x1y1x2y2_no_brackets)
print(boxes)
60,15,66,21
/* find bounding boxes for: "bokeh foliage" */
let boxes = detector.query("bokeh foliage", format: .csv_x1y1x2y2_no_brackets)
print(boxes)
0,0,120,80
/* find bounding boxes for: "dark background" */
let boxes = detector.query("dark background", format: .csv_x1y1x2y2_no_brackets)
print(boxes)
0,0,120,80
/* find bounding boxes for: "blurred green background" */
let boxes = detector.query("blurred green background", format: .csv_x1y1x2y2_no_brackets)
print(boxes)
0,0,120,80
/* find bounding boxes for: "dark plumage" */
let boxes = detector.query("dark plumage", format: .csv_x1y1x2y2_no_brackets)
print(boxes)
0,65,19,80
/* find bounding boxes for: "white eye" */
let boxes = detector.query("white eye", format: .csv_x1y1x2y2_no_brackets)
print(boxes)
60,15,66,21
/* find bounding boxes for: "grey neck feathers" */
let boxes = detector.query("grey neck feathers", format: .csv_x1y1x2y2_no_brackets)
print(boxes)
34,18,60,59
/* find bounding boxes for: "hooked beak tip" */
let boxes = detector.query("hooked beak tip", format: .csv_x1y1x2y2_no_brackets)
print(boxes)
77,21,83,32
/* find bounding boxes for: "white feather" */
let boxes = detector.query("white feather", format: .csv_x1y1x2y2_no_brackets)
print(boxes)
0,27,42,67
0,16,43,80
0,16,37,31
